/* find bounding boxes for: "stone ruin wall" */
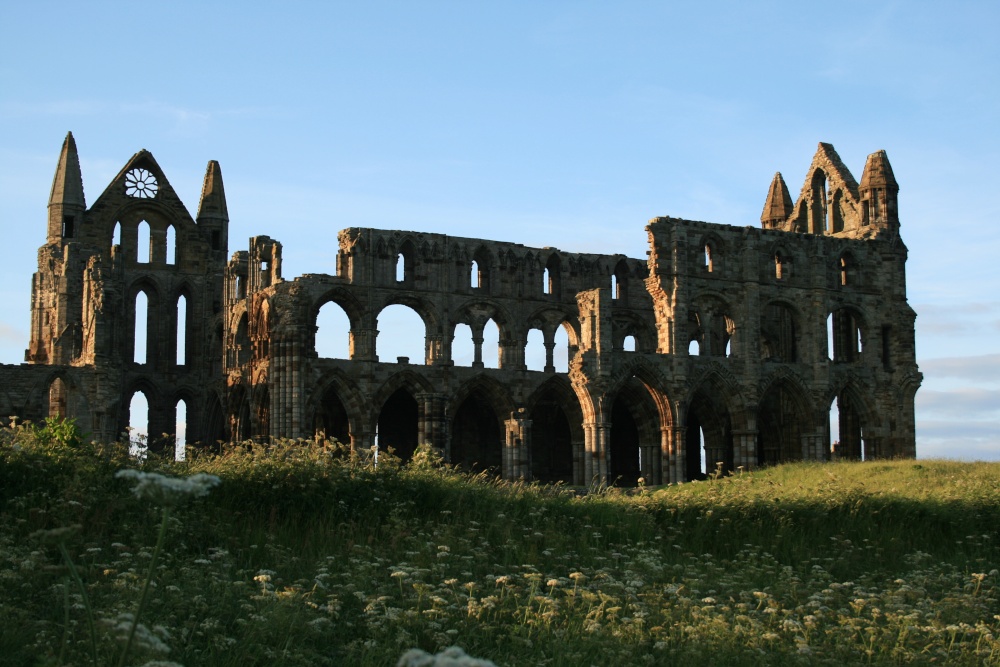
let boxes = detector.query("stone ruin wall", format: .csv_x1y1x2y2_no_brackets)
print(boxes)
3,135,921,485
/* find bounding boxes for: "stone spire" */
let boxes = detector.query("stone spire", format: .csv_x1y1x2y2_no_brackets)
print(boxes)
196,160,229,254
47,131,86,242
197,160,228,221
760,172,793,229
858,150,899,231
859,150,898,190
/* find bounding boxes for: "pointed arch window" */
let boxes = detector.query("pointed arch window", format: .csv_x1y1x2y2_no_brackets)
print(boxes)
137,221,150,263
166,225,176,265
134,290,149,364
176,294,187,365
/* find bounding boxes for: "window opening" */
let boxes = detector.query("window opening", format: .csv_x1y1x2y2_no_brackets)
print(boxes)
166,225,176,265
376,304,426,364
623,335,636,352
611,274,618,299
211,230,221,250
176,294,187,365
483,319,500,369
704,244,713,272
112,222,122,248
553,324,570,373
396,253,405,283
542,267,551,294
134,291,148,364
137,221,150,263
452,323,474,366
128,391,149,458
62,215,74,239
524,328,545,371
315,301,351,359
175,399,187,461
689,338,700,356
471,260,480,289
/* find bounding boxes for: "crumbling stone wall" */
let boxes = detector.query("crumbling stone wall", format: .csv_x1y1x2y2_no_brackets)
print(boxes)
7,136,920,483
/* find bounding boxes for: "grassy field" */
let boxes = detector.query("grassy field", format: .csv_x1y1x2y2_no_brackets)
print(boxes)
1,419,998,666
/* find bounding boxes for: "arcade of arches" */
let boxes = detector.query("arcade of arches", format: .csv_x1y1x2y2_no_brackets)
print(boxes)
9,134,920,485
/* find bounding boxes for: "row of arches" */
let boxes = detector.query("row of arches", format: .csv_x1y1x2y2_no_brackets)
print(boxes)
701,233,864,287
388,239,638,300
297,366,879,485
312,301,643,368
130,285,190,366
112,220,180,265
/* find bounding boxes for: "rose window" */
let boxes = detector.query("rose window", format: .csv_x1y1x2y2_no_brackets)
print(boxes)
125,168,158,199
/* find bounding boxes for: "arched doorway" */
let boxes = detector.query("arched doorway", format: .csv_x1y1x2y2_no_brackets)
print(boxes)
450,389,503,473
757,381,808,465
685,388,733,480
377,388,418,461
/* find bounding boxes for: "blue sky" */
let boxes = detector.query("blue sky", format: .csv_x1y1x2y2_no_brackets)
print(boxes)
1,1,998,458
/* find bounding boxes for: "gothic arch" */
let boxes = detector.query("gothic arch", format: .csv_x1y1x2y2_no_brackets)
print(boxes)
305,370,368,448
527,375,585,484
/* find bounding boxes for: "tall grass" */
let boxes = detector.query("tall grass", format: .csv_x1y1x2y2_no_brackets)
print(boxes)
1,419,998,666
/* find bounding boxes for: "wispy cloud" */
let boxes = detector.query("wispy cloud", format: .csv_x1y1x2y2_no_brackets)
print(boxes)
917,388,1000,419
920,354,1000,384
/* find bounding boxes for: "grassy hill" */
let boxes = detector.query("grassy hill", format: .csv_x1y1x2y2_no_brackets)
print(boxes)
1,419,998,666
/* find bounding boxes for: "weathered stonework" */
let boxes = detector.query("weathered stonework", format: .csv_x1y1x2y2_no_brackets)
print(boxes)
4,134,920,484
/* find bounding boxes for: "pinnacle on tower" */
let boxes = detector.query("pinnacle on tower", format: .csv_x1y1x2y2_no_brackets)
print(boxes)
47,131,86,242
859,150,898,190
760,172,793,229
858,150,899,229
196,160,229,253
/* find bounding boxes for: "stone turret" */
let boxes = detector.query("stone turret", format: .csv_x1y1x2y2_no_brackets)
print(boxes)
858,150,899,234
196,160,229,256
47,132,86,244
760,172,793,230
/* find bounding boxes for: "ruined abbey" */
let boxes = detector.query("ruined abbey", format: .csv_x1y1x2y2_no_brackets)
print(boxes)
1,133,921,483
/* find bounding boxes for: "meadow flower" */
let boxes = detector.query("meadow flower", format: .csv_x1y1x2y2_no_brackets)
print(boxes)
116,470,220,506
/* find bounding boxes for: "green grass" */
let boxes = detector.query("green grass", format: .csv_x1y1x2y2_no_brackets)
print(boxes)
1,419,998,666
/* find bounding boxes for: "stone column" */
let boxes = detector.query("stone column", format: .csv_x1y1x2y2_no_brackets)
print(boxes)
504,409,532,480
732,429,757,471
351,327,378,361
583,420,610,486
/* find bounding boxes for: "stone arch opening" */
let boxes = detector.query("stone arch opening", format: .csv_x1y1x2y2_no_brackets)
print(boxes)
174,397,187,459
828,383,872,461
136,220,151,264
828,306,864,363
612,259,629,301
543,253,561,297
48,376,68,420
313,382,351,446
528,378,582,484
450,388,504,473
757,378,811,465
235,311,250,366
377,302,428,365
377,388,419,462
165,224,176,265
126,388,150,455
838,251,858,287
524,328,545,371
760,302,798,363
130,283,158,366
608,379,661,487
395,239,416,286
685,386,733,480
471,246,491,292
175,292,188,366
810,169,828,234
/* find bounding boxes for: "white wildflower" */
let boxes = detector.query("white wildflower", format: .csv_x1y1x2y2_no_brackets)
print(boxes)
397,646,498,667
116,469,220,506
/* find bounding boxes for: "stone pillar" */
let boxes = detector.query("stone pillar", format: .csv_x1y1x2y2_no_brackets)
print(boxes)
732,429,757,471
583,420,610,485
351,327,378,361
426,333,444,365
419,393,447,454
471,322,485,369
543,329,555,373
665,426,686,484
504,409,531,480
